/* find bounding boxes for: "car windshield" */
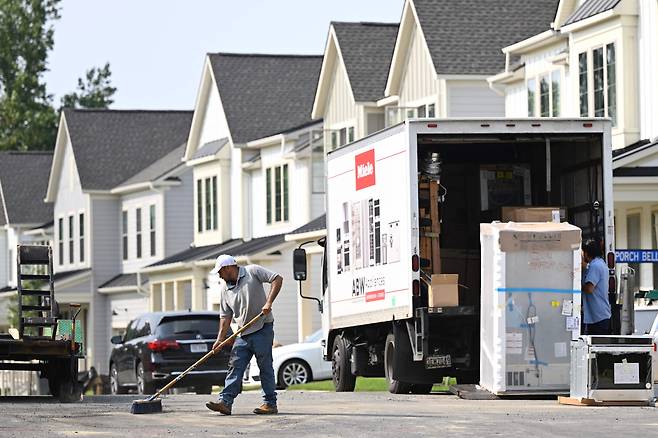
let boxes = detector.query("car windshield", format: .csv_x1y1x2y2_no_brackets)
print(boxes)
157,316,219,338
304,330,323,343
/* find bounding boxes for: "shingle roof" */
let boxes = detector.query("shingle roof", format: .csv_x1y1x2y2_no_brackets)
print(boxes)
564,0,620,26
208,53,322,144
0,151,53,226
53,268,91,283
612,139,652,158
147,239,242,268
288,215,326,235
63,109,193,191
192,138,228,161
98,273,149,289
116,143,187,189
412,0,559,75
332,22,399,102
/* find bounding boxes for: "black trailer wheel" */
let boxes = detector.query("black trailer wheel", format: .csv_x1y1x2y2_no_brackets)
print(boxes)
48,358,82,403
332,335,356,392
410,383,434,394
384,333,411,394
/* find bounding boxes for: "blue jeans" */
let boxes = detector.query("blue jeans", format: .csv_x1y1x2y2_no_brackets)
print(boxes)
219,322,276,406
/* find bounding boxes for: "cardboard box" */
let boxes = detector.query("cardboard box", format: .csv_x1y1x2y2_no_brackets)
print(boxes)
501,206,565,223
429,274,459,308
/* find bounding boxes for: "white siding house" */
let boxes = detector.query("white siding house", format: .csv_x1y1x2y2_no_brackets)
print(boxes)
45,109,193,373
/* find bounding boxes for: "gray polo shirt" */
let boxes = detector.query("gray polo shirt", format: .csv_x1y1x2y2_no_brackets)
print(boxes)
219,265,279,336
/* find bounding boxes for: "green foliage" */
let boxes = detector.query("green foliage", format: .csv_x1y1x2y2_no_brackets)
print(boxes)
0,0,61,151
61,62,116,109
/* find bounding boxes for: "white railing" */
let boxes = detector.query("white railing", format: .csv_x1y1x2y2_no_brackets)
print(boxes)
0,362,41,396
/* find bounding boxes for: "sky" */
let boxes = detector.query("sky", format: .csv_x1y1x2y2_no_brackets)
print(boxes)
45,0,403,110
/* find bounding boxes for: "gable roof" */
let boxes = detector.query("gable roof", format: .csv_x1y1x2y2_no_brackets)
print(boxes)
208,53,322,144
563,0,620,26
331,22,399,102
0,151,53,226
115,142,187,190
192,138,229,161
62,109,193,191
411,0,559,75
288,214,326,235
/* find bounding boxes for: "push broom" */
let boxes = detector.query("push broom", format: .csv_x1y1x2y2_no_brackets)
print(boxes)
131,312,264,414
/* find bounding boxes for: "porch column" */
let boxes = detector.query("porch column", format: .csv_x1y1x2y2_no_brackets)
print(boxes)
640,206,654,290
615,208,628,275
191,268,206,310
150,283,162,312
163,282,174,311
173,281,185,310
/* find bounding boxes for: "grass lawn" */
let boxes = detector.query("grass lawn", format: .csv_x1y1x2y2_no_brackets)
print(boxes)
287,377,457,392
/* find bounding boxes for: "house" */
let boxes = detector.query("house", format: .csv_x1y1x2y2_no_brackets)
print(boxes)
312,22,399,151
44,109,194,373
487,0,658,295
379,0,559,124
0,151,54,331
143,53,324,345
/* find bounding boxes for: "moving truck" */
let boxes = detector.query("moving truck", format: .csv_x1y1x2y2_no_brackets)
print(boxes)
294,119,615,393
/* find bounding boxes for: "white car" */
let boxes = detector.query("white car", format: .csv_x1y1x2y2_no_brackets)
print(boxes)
244,330,332,388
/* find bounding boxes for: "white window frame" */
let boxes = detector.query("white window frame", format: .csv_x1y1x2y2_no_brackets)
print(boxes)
78,210,85,263
121,210,128,261
68,214,74,264
577,42,617,126
135,207,143,259
527,69,561,117
265,163,290,225
57,216,64,266
195,175,218,233
149,204,156,257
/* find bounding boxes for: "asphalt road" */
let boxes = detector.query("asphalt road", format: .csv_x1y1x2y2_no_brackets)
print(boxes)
1,391,657,437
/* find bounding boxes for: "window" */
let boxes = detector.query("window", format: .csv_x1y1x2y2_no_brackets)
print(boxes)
580,44,616,125
427,104,435,118
211,176,218,230
8,249,13,283
68,215,74,264
79,213,84,263
339,128,346,146
266,168,272,225
579,52,588,117
311,143,325,194
348,127,354,143
204,178,211,230
266,164,289,224
539,76,550,117
551,70,560,117
122,211,128,260
417,105,426,118
331,132,338,151
527,78,536,116
593,47,604,117
149,205,156,257
196,179,203,233
606,43,617,126
136,208,142,259
58,218,63,265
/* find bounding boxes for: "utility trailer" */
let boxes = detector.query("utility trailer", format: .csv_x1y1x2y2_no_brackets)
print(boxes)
295,118,615,393
0,245,83,401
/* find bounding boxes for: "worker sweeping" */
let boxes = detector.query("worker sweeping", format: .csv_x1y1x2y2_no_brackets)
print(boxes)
205,254,283,416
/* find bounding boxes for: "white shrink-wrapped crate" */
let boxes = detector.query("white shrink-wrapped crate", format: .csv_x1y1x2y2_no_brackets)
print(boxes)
480,222,582,395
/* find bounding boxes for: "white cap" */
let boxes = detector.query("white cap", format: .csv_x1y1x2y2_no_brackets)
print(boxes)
210,254,237,274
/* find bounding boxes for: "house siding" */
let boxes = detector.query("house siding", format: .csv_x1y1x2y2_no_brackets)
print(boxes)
90,196,121,374
504,80,528,117
163,169,194,257
399,25,439,107
447,80,504,117
261,246,299,346
324,57,359,134
198,79,231,151
54,137,89,273
638,0,658,140
109,291,149,334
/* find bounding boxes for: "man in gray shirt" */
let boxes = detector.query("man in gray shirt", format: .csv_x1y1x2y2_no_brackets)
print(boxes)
205,254,283,415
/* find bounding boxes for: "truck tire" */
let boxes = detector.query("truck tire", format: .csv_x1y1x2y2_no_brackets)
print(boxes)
410,383,433,394
49,358,82,402
332,335,356,392
384,333,411,394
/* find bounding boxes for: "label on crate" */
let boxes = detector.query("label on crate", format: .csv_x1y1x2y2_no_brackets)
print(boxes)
614,360,639,384
561,300,573,316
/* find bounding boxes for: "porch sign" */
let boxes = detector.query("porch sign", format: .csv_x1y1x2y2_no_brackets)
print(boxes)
616,250,658,263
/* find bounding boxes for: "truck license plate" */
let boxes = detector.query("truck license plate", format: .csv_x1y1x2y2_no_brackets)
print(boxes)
190,343,208,353
426,354,451,369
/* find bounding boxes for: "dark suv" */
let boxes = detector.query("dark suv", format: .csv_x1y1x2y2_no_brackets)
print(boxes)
109,311,231,395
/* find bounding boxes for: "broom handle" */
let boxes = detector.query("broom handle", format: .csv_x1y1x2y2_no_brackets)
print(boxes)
147,312,265,401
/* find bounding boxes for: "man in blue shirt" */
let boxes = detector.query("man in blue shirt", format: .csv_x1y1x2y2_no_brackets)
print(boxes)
581,239,612,335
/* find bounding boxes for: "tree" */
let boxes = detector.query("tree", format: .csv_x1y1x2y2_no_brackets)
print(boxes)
61,63,116,109
0,0,61,151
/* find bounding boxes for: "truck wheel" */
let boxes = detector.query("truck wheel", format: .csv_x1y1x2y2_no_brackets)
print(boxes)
53,358,82,403
48,377,60,397
332,335,356,392
410,383,433,394
385,333,411,394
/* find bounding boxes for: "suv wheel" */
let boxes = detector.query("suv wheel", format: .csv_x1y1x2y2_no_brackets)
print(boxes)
136,362,156,395
278,359,311,388
110,363,127,395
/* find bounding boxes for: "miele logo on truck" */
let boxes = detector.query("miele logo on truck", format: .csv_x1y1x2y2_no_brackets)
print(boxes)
355,149,375,190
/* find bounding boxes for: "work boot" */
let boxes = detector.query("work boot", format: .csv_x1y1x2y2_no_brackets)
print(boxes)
206,400,232,415
253,403,278,415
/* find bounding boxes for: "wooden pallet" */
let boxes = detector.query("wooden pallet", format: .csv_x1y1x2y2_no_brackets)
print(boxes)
558,396,651,407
